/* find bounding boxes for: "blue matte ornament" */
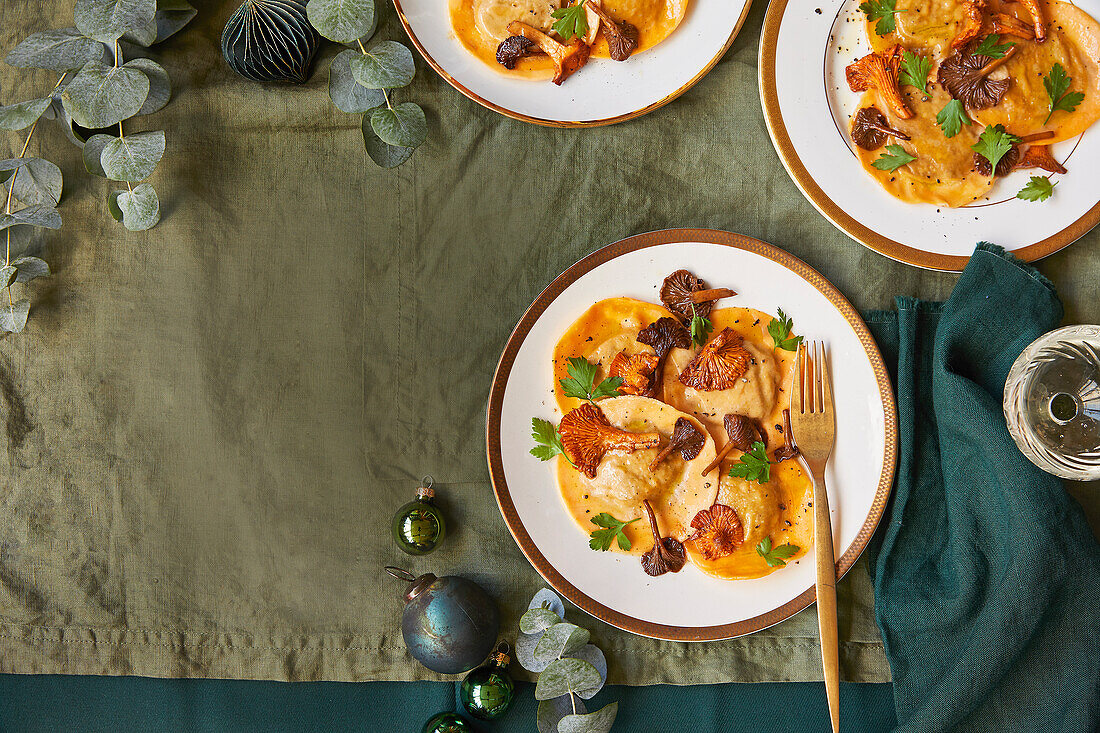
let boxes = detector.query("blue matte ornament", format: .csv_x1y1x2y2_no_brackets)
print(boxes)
386,567,500,675
421,712,477,733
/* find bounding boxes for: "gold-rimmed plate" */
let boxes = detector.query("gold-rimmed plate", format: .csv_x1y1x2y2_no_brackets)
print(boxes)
485,229,897,640
393,0,752,127
760,0,1100,271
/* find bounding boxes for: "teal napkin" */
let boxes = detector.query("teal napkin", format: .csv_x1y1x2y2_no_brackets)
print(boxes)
866,243,1100,732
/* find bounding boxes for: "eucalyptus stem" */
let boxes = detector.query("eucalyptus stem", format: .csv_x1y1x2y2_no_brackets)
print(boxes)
356,38,367,54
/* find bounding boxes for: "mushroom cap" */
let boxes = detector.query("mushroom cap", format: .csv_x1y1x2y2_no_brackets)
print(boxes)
845,46,913,120
496,35,534,69
559,402,662,478
973,144,1019,177
637,317,691,356
506,21,591,85
669,417,705,461
640,499,687,576
1018,144,1066,174
937,52,1011,110
723,413,763,452
686,504,745,561
851,107,907,150
678,328,754,392
609,351,659,396
659,270,715,322
605,19,638,61
950,0,988,49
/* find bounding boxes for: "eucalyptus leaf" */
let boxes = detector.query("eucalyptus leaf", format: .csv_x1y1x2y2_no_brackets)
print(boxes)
11,256,50,283
534,658,601,701
100,130,164,181
126,58,170,115
516,632,551,674
1,225,44,259
0,298,31,334
307,0,376,44
559,702,619,733
4,28,106,72
62,61,150,128
521,607,562,635
0,267,16,290
83,134,114,176
349,40,415,89
0,158,63,207
0,99,52,131
362,117,414,168
112,182,160,230
563,645,606,699
370,102,426,149
533,623,590,663
107,190,125,222
150,0,198,43
329,49,385,113
537,696,586,733
75,0,157,44
528,588,566,619
0,205,62,231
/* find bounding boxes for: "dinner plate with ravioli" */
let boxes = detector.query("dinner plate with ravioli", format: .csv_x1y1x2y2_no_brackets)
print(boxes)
760,0,1100,270
392,0,753,125
486,229,897,640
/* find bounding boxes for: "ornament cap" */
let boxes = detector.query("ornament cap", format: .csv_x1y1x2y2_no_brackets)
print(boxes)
490,640,510,667
416,486,435,501
386,566,439,604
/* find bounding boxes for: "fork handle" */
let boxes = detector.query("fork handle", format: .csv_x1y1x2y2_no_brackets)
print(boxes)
812,466,840,733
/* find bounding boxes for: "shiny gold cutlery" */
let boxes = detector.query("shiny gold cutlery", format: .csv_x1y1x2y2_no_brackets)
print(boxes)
791,341,839,733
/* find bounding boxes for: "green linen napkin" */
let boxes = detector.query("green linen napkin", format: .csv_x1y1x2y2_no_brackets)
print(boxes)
865,243,1100,732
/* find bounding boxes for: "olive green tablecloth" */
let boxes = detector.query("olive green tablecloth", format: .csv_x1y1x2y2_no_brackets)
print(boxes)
0,0,1097,685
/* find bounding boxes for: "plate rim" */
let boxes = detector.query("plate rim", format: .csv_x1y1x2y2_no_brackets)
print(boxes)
758,0,1100,272
485,228,899,641
393,0,755,128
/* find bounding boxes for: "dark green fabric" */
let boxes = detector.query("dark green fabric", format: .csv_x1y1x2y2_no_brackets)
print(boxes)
866,244,1100,732
0,0,1098,686
0,675,897,732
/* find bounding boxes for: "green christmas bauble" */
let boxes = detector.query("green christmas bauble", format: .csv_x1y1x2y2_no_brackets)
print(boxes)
392,483,446,555
460,644,515,720
421,712,476,733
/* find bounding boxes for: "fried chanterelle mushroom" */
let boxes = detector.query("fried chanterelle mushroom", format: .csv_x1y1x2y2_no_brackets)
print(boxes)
686,504,745,560
937,47,1017,110
950,0,987,50
559,402,661,478
1018,0,1048,42
973,130,1054,176
990,12,1035,40
659,270,737,324
609,351,660,396
1018,144,1066,174
640,499,687,576
845,45,913,120
701,413,765,476
496,35,535,70
585,0,639,61
636,317,691,398
649,417,705,471
507,21,590,85
850,106,911,150
678,328,754,392
772,409,800,463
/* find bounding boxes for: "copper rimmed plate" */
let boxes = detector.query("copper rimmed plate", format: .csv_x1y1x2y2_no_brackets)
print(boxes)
393,0,752,127
486,229,897,640
760,0,1100,271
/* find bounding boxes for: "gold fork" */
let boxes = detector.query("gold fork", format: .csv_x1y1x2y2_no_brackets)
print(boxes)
790,341,839,733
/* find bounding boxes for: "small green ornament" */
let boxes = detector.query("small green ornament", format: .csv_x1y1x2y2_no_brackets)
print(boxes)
460,642,516,720
392,477,446,555
421,711,476,733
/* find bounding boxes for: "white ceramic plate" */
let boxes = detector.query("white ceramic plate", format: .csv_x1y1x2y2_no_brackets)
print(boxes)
394,0,753,126
486,230,897,640
760,0,1100,271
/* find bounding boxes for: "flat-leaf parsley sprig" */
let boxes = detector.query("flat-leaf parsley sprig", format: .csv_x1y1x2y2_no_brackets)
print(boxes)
1043,62,1085,124
859,0,905,36
559,356,623,404
757,536,801,567
551,1,589,41
730,441,771,484
530,417,576,467
589,512,639,551
872,143,917,172
1017,175,1056,202
767,308,804,352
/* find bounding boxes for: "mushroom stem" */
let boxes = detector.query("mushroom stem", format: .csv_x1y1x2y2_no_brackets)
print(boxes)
977,45,1017,77
701,442,734,477
1019,131,1055,144
649,442,677,472
689,288,737,303
868,120,910,141
642,499,662,542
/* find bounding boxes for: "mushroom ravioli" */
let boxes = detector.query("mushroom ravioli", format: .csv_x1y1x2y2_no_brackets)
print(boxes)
849,0,1100,207
531,271,813,580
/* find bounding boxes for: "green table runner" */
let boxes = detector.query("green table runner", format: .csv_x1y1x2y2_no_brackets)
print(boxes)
0,0,1097,685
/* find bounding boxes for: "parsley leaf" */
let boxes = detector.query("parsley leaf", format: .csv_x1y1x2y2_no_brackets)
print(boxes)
899,50,932,94
756,536,801,567
871,143,916,172
729,441,771,484
971,124,1020,174
689,304,713,348
972,34,1015,59
559,356,623,403
551,2,589,41
935,99,972,138
1044,63,1085,124
859,0,905,35
589,512,640,551
1017,175,1056,202
530,417,571,463
767,308,803,352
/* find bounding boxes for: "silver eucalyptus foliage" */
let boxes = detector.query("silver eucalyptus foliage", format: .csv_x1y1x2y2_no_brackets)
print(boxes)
518,589,619,733
0,0,194,332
